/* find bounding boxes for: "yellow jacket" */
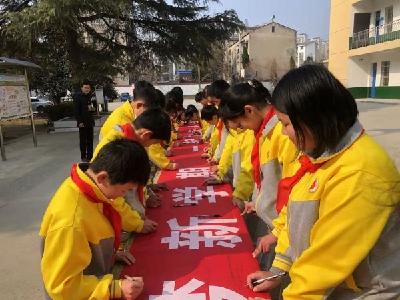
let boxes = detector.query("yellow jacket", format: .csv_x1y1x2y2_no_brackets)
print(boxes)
217,130,236,179
200,119,210,136
147,143,171,169
232,129,255,201
39,164,142,299
251,117,297,228
271,121,400,299
99,101,135,140
208,125,219,158
91,125,145,227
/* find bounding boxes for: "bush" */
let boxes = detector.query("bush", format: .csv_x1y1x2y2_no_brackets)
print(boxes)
44,102,75,121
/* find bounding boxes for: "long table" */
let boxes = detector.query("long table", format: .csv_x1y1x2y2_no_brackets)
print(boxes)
121,125,270,300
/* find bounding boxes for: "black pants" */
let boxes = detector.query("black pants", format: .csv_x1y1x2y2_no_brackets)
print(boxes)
79,126,94,160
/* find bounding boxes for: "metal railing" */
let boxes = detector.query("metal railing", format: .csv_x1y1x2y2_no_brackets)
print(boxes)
350,19,400,50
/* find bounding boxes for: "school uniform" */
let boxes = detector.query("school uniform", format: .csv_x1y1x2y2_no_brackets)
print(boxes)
271,121,400,299
40,164,141,299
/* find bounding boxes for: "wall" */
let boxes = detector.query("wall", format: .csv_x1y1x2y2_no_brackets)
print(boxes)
248,23,296,80
329,0,352,86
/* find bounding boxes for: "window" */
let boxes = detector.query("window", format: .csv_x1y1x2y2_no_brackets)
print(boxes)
380,61,390,86
385,6,393,33
272,26,275,33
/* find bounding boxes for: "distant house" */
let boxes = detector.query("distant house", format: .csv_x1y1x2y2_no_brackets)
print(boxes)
224,21,297,81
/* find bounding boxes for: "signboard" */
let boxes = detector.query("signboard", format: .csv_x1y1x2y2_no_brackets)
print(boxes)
0,85,31,119
176,70,193,75
95,88,104,104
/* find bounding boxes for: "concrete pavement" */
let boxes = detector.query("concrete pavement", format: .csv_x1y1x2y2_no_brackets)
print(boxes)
0,101,399,299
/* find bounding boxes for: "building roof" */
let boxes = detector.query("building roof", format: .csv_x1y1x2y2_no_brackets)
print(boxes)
0,57,41,69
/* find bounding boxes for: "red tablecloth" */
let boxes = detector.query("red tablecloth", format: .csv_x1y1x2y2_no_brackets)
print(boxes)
121,125,270,300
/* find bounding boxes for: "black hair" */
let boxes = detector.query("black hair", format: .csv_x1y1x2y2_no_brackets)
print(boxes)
165,98,179,114
219,80,270,121
208,80,230,99
195,91,204,103
271,64,358,156
132,85,160,109
155,89,166,109
185,105,199,119
90,139,150,185
134,80,154,93
203,85,211,97
201,105,218,121
171,87,184,106
133,108,172,142
81,80,91,87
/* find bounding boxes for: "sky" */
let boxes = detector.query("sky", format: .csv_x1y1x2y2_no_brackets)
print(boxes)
208,0,331,39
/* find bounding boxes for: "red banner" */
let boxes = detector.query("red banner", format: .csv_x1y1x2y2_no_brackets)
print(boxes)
121,125,270,300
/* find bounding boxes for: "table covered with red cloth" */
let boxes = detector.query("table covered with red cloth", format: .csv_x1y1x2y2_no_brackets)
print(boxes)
121,125,270,300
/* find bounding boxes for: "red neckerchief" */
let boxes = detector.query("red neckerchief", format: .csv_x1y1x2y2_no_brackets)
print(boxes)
216,120,224,142
119,124,145,205
70,164,121,252
251,107,276,190
120,123,136,140
276,155,323,213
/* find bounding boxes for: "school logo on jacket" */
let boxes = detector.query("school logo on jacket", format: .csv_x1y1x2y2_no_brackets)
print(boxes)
309,179,319,193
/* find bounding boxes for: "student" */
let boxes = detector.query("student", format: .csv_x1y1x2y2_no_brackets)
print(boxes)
155,89,166,109
99,81,159,140
195,91,211,137
184,105,201,123
93,109,172,212
207,80,230,162
219,80,296,263
195,91,209,107
73,80,95,161
247,64,400,300
40,139,149,299
200,105,220,159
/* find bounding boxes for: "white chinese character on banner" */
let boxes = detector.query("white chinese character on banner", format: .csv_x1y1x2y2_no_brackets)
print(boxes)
149,278,246,300
172,186,229,204
176,167,210,179
182,138,199,145
161,217,242,249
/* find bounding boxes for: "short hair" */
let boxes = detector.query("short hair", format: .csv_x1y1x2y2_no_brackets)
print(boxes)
219,80,270,121
133,80,154,93
203,85,211,97
132,85,160,109
208,80,230,99
171,87,184,106
195,91,204,103
81,80,91,87
185,105,199,119
271,64,358,156
165,98,179,114
90,139,150,185
155,89,166,109
133,108,172,142
201,105,218,121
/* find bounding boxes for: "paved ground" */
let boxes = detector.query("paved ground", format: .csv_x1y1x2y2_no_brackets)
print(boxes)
0,101,399,299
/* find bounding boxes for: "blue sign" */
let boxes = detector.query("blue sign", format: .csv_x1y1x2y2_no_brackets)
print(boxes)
176,70,192,75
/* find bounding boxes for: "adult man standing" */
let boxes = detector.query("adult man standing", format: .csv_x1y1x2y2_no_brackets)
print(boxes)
73,80,95,161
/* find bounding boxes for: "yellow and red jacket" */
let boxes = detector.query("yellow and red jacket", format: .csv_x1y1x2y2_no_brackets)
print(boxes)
251,117,297,228
147,143,171,169
99,101,135,140
271,121,400,299
39,164,143,299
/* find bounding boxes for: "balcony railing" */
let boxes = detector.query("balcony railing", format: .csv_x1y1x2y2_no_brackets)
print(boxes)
349,19,400,50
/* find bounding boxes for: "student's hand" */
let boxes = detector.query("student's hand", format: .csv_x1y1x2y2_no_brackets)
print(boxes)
207,158,218,165
140,218,158,234
166,149,173,157
121,277,144,300
78,123,85,128
242,202,256,215
210,165,219,173
203,147,209,153
246,271,281,292
115,251,136,265
146,191,161,208
252,233,278,258
201,153,210,159
232,197,245,211
204,175,223,186
167,162,178,170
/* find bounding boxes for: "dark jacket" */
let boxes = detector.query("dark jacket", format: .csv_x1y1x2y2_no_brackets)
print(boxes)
73,92,95,127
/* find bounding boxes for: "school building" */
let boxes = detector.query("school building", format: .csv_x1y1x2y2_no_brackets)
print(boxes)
329,0,400,99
